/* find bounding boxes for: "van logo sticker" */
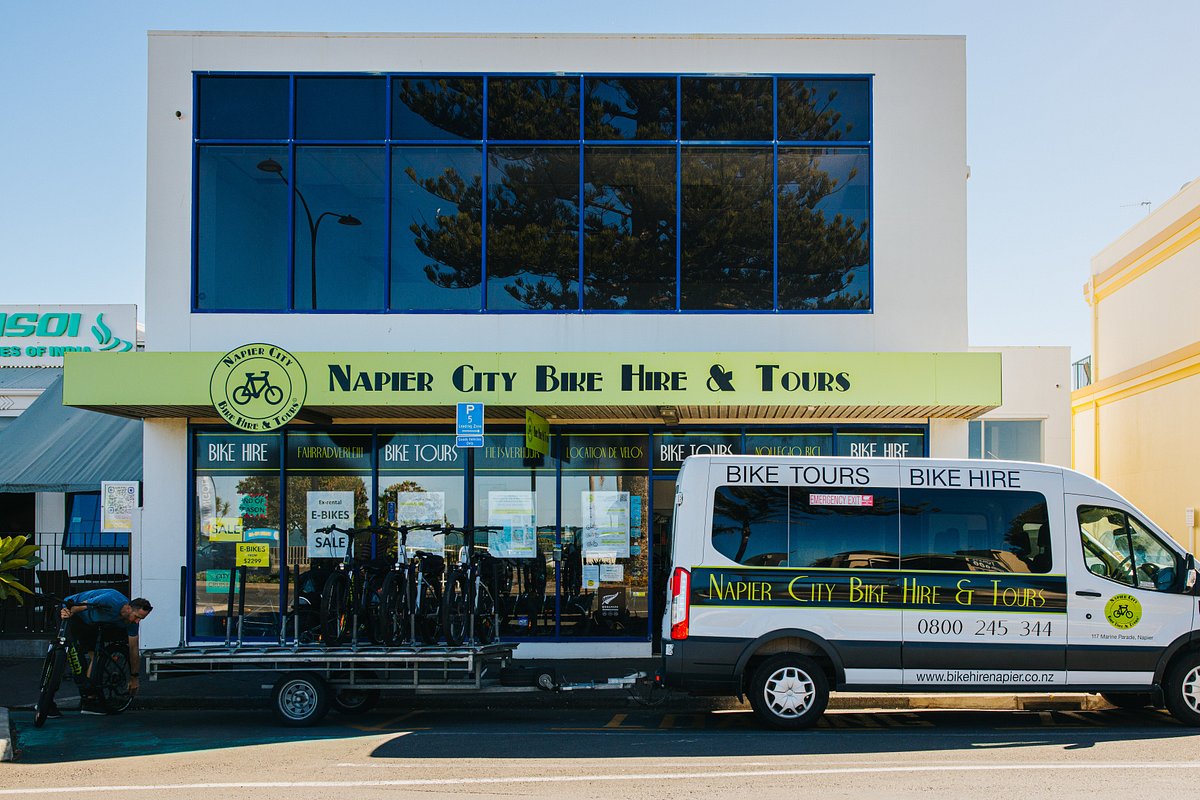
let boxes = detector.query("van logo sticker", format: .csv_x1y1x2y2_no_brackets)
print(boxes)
1104,593,1142,629
210,343,307,432
691,567,1067,613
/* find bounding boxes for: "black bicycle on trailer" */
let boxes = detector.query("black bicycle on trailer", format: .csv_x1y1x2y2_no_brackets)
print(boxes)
316,525,393,645
441,526,504,646
372,522,446,645
33,598,134,727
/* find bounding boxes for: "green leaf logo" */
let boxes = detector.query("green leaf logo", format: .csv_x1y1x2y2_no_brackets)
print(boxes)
91,313,134,352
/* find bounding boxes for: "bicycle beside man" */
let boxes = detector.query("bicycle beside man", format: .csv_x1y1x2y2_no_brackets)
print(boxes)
38,589,152,718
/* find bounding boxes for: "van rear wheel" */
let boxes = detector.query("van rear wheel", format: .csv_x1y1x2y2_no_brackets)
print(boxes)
748,654,829,729
1165,653,1200,725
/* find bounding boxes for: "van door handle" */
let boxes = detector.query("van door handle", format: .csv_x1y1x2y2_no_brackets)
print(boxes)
1075,590,1102,597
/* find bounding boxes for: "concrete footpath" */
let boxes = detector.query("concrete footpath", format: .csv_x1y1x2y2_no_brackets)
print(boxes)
1,653,1113,762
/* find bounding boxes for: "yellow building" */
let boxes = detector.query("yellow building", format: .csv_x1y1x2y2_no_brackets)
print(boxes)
1073,177,1200,553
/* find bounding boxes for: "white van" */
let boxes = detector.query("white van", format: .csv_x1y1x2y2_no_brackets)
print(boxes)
661,456,1200,728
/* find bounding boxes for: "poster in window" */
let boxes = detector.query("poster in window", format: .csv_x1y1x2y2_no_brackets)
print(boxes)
306,491,354,558
582,491,630,560
395,491,445,552
100,481,138,533
487,491,536,559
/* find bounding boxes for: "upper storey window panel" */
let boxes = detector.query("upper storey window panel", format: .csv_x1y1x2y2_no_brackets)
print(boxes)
296,76,386,140
487,78,580,141
197,76,289,140
392,77,484,140
681,77,773,141
778,79,870,142
584,77,676,140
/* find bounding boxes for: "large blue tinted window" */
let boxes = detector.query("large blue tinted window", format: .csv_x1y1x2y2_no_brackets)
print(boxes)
196,146,289,310
293,147,386,310
194,72,872,313
391,146,483,310
197,76,289,140
296,76,386,140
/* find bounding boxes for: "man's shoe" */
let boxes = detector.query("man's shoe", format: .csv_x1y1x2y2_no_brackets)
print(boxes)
80,699,107,716
38,701,63,719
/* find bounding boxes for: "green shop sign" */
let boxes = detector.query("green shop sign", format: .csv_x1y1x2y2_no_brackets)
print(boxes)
63,349,1001,424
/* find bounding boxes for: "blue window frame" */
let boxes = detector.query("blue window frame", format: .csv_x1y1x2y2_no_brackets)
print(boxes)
193,72,872,314
64,493,130,551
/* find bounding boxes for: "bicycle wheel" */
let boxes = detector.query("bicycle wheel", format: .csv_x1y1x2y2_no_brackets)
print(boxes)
441,572,470,646
33,648,66,728
320,571,352,644
363,571,390,645
264,385,284,405
413,578,442,645
476,583,497,645
377,571,409,645
232,385,252,405
95,644,134,714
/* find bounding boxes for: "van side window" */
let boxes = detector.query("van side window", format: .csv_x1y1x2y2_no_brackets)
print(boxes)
1078,505,1182,592
712,486,788,566
710,486,899,568
900,488,1052,574
789,488,899,569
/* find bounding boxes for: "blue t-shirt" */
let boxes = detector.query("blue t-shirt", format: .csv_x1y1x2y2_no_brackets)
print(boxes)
65,589,139,637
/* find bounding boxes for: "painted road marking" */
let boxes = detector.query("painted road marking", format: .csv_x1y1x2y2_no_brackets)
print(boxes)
6,762,1200,795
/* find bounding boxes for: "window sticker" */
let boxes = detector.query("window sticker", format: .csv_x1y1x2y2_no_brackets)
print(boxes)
810,493,874,507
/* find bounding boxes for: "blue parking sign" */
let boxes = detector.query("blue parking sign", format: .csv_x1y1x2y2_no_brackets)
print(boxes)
456,402,484,448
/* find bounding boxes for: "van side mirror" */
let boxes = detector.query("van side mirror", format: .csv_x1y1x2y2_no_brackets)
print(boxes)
1185,553,1196,593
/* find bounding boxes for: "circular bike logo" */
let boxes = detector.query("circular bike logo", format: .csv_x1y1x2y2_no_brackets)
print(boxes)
1105,593,1142,630
210,343,306,432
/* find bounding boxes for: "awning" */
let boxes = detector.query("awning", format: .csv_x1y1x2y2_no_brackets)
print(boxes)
62,349,1003,425
0,375,142,493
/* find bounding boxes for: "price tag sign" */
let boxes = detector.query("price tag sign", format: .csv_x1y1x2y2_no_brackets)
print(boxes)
236,542,270,568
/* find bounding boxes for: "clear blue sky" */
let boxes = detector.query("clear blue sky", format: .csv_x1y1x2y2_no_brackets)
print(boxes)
3,1,1198,362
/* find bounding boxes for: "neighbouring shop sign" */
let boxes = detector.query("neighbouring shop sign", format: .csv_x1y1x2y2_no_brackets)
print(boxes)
63,350,1002,414
0,305,136,365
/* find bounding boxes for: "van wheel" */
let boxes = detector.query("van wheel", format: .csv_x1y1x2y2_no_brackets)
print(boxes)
1164,653,1200,725
748,654,829,729
1101,692,1153,710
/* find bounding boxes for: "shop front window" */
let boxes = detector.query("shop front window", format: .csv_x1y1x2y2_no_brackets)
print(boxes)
377,432,465,558
475,433,559,638
836,430,925,458
560,433,651,639
193,432,281,638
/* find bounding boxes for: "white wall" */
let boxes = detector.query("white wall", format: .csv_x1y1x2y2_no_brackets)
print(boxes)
971,346,1072,467
147,32,967,357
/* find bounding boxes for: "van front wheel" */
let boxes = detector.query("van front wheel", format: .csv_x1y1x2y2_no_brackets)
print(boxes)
748,654,829,729
1165,653,1200,725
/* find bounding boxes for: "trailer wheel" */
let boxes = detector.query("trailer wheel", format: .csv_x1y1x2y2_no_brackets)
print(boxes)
747,654,829,729
271,672,330,727
331,687,381,715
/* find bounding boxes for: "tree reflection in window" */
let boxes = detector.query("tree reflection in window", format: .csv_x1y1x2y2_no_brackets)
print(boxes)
778,148,870,310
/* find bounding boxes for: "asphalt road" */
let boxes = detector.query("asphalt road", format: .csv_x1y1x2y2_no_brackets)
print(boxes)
4,706,1200,799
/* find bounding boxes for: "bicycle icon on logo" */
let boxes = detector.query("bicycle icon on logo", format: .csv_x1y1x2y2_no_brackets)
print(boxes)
231,371,284,407
1111,604,1135,620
